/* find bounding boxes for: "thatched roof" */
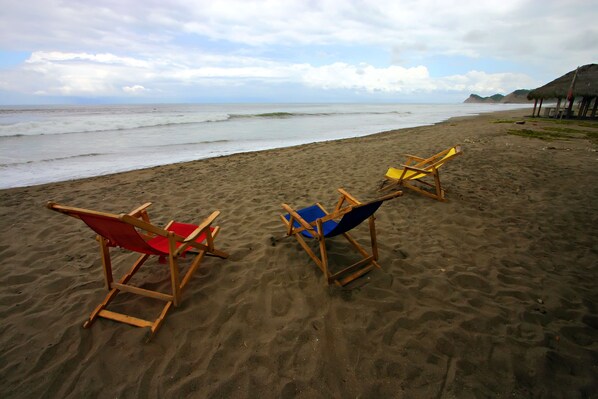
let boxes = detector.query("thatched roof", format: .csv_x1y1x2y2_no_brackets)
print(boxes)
527,63,598,100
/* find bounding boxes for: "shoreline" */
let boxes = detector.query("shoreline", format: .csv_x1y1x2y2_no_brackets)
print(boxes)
0,104,532,190
2,107,531,192
1,108,596,398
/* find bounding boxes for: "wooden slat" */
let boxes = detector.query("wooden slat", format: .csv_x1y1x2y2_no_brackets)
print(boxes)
329,256,374,282
110,283,174,302
47,202,120,220
336,264,376,286
98,310,154,328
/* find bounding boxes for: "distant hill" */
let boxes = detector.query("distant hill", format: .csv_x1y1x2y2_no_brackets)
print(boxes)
464,89,533,104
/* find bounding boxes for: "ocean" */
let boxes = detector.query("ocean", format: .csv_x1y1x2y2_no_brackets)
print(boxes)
0,103,529,189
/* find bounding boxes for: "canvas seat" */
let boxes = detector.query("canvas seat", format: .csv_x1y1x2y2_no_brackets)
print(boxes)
280,188,401,286
381,145,463,201
47,201,228,341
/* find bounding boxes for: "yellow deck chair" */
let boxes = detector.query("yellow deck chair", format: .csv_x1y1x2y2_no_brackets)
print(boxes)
47,201,228,340
381,145,463,201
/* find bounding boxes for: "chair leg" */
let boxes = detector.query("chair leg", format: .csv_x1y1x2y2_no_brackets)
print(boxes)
84,253,150,328
98,236,113,290
84,250,178,341
317,219,329,284
293,233,324,272
432,170,445,201
146,301,174,342
369,215,378,261
402,180,445,201
168,235,181,307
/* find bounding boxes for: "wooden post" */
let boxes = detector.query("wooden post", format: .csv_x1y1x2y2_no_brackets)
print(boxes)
532,99,538,117
578,97,592,118
555,98,561,118
591,97,597,118
566,97,574,119
538,98,543,117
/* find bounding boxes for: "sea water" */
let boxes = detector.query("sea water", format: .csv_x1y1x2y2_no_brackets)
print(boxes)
0,103,528,189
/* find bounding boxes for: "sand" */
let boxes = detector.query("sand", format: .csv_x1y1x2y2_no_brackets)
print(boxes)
1,109,597,398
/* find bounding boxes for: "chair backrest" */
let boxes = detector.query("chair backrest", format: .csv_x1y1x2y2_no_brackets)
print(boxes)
48,203,164,255
422,145,462,170
78,213,163,255
325,200,383,238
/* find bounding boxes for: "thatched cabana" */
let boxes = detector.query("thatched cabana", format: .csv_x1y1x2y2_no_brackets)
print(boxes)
527,63,597,119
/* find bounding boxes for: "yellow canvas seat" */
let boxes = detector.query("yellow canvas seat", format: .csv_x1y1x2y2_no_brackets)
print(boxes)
280,189,401,286
47,201,228,340
381,145,463,201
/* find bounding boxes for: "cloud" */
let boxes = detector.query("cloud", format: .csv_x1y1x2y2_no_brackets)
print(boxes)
122,85,148,94
3,50,535,99
299,63,434,92
27,51,150,68
0,0,596,103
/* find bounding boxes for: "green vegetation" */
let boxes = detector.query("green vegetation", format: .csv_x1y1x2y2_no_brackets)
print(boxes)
507,126,598,144
585,130,598,144
543,126,585,133
507,129,561,140
540,118,598,128
493,119,520,124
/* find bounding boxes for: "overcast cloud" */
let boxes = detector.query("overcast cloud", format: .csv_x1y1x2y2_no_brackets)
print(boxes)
0,0,596,104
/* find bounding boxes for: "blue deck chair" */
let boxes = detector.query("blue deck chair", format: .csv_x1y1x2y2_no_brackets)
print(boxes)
280,188,402,286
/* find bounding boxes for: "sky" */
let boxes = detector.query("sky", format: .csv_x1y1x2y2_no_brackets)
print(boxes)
0,0,596,105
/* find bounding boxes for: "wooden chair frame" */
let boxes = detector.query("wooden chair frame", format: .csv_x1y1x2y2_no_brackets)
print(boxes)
280,189,401,286
47,201,228,340
381,145,463,201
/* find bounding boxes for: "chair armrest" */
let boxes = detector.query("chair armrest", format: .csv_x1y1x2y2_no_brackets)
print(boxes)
337,188,361,206
128,202,152,218
182,210,220,243
281,203,318,236
122,214,168,237
402,164,433,174
403,154,425,164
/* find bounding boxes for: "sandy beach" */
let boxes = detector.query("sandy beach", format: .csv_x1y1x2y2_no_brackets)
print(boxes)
1,109,597,398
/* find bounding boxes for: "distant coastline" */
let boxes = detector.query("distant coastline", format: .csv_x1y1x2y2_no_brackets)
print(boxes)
464,89,534,104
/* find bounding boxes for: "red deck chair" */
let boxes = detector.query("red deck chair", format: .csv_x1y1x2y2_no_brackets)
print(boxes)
47,201,228,340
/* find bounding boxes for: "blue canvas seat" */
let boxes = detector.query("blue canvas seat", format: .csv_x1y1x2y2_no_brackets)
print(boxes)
281,188,401,286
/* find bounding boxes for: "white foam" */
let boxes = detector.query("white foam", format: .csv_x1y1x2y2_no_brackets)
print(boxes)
0,103,531,189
